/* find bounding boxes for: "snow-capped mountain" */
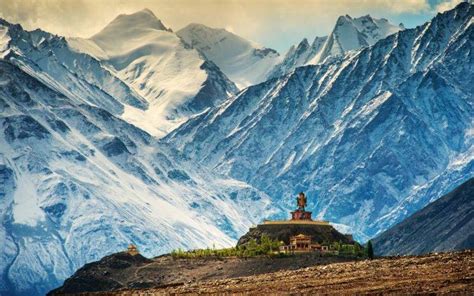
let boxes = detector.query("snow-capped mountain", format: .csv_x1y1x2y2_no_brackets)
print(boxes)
69,9,238,137
269,36,327,79
0,19,147,115
177,23,280,88
270,15,403,78
0,58,274,295
0,17,275,296
1,3,473,296
166,3,473,240
373,177,474,256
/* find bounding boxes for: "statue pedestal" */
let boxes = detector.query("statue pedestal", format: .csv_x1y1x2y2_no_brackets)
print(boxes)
291,210,312,220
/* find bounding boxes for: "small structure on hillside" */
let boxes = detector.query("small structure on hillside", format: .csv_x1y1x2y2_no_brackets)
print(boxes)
290,234,311,250
279,234,331,254
127,244,139,256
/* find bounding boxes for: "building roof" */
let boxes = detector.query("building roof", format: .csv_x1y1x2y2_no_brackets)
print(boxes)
292,234,311,238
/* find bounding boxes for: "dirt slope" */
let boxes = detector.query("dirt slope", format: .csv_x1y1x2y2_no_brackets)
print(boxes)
96,251,473,295
49,253,358,294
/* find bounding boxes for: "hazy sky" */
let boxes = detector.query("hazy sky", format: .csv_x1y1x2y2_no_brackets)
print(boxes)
0,0,466,52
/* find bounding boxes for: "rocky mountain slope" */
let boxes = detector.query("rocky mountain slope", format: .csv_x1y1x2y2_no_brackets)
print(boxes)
69,9,238,137
165,3,474,240
177,23,280,88
51,251,474,295
373,178,474,256
269,14,403,78
0,19,274,296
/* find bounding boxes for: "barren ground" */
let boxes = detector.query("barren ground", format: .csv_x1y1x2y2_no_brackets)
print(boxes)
70,251,473,295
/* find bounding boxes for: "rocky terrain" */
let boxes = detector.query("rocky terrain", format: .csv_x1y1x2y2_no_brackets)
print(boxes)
48,252,359,295
51,251,473,295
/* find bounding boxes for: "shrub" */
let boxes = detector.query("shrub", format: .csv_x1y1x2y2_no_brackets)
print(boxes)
367,240,374,259
170,235,282,259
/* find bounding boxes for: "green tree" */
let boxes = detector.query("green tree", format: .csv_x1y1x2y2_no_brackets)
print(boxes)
367,240,374,259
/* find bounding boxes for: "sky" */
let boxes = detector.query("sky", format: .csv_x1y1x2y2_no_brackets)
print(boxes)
0,0,467,52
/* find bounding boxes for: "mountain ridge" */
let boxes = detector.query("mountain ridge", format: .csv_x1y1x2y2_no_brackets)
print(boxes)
373,178,474,256
269,14,403,79
0,29,269,296
68,11,238,137
177,23,280,88
0,3,472,295
165,2,474,239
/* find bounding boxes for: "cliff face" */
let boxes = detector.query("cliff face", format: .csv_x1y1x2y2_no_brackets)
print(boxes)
237,223,355,246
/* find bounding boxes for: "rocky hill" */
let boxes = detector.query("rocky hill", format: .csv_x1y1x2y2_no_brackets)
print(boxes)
237,222,354,246
50,251,473,295
373,178,474,256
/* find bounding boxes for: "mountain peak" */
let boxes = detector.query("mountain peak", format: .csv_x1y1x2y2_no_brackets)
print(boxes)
185,23,215,30
180,23,239,40
95,9,170,37
336,15,352,26
138,8,156,17
298,38,310,48
177,23,280,88
450,1,473,16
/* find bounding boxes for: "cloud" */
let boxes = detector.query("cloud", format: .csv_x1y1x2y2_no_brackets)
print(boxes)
435,0,464,12
225,26,236,34
360,0,430,13
0,0,434,52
